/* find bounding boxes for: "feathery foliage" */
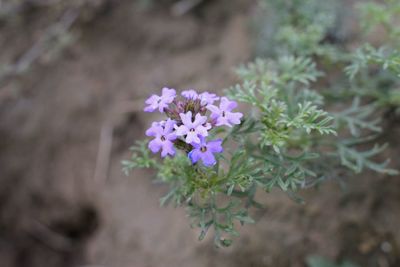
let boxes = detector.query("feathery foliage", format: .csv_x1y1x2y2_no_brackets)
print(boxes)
122,0,398,247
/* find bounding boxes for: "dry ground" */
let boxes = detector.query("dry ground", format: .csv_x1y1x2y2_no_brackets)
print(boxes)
0,1,399,267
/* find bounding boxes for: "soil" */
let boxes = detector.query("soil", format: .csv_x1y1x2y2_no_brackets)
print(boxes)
0,1,399,267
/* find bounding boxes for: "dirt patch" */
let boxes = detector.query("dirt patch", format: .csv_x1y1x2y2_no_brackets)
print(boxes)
1,0,400,267
0,0,251,266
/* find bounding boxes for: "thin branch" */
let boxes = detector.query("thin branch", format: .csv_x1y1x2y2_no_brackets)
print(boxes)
0,7,80,86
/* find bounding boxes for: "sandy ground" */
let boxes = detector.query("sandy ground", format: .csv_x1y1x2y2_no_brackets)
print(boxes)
0,1,400,267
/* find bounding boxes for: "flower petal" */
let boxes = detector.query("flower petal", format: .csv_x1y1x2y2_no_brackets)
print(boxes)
186,131,200,144
188,149,202,164
206,104,221,115
220,97,238,111
148,139,162,153
161,141,175,157
164,119,176,133
166,132,177,141
157,102,168,112
175,125,189,136
162,87,176,98
199,92,219,105
208,139,223,153
182,89,198,99
216,116,232,127
195,125,209,137
201,151,216,166
145,95,159,105
227,111,243,125
193,113,207,127
145,123,163,137
180,111,193,127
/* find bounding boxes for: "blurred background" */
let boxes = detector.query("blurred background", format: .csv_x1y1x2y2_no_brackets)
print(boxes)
0,0,399,267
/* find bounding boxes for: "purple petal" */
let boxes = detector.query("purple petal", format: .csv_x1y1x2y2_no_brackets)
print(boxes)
216,116,232,127
199,92,219,105
201,151,216,166
188,149,202,164
163,119,176,133
157,102,169,113
196,136,207,145
148,139,162,153
144,95,160,112
227,112,243,125
144,104,158,112
160,140,175,157
175,125,189,136
220,97,238,111
144,107,154,112
195,125,209,137
145,123,163,137
145,95,159,105
186,131,200,144
207,139,223,153
193,113,207,127
161,87,176,98
206,104,221,115
191,141,201,149
180,111,193,127
182,89,198,99
166,132,177,141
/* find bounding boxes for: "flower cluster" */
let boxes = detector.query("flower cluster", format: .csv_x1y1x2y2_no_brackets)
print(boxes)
143,87,243,166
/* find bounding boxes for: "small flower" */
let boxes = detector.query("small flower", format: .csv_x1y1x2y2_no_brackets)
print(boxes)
207,97,243,127
189,137,223,166
199,92,219,105
145,121,164,136
144,87,176,113
181,89,198,100
146,119,177,157
175,111,211,144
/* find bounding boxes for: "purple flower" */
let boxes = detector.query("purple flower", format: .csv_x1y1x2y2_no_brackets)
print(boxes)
207,97,243,127
144,87,176,113
181,89,198,100
146,119,177,157
181,90,220,106
174,111,211,144
199,92,219,105
189,137,223,166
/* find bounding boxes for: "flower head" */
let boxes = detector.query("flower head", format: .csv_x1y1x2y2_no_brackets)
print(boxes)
207,97,243,127
189,137,223,166
175,111,211,144
143,87,243,167
146,119,177,157
144,87,176,113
